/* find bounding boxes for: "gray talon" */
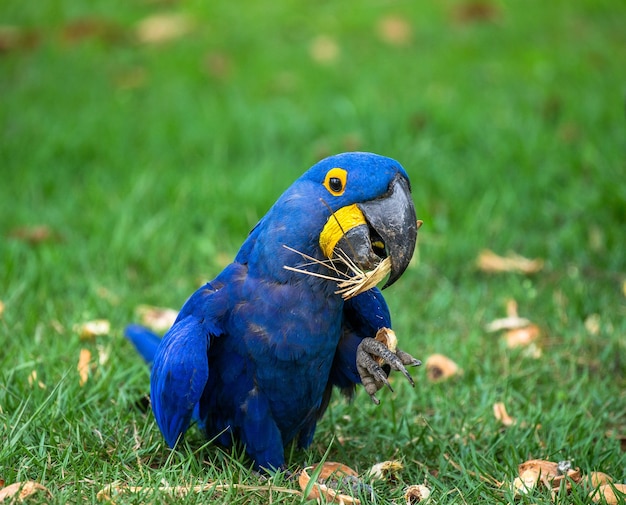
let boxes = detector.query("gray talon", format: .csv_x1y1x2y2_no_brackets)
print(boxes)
356,337,420,403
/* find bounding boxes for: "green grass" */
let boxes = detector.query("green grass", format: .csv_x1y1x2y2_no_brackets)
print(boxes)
1,0,625,503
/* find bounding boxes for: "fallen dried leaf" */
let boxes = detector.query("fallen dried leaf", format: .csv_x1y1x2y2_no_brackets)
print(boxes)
135,13,194,44
367,460,403,482
28,370,46,389
511,469,539,495
373,328,398,367
115,67,148,90
62,17,124,44
590,483,626,504
451,1,501,24
309,35,340,64
136,305,178,332
299,462,362,504
504,324,541,349
493,402,516,427
485,316,531,332
516,459,581,493
0,26,39,53
0,481,51,502
78,349,91,387
76,319,111,340
476,249,544,274
0,300,4,318
425,354,461,382
9,225,56,244
205,52,232,80
581,472,613,489
584,314,601,336
404,484,431,503
377,15,412,46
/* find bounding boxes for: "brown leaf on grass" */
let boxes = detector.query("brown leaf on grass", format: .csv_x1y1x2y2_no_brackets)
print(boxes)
451,1,501,24
504,325,541,349
135,13,194,44
28,370,46,389
367,460,403,482
404,484,431,503
62,17,124,44
76,319,111,340
299,462,361,504
486,299,542,355
9,225,56,244
114,67,148,90
581,472,613,489
425,354,461,382
0,481,52,502
204,52,232,80
590,483,626,503
515,459,581,494
0,300,4,319
136,305,178,332
484,316,531,333
309,35,340,64
476,249,544,274
376,15,412,46
493,402,516,427
0,26,39,53
584,313,601,336
78,349,92,387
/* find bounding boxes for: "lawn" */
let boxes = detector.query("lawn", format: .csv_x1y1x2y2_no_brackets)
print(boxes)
1,0,625,503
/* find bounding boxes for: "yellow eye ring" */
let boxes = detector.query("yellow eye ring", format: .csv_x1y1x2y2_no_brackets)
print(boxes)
323,167,347,196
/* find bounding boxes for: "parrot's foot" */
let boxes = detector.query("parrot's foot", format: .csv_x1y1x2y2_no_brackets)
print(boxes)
356,336,421,404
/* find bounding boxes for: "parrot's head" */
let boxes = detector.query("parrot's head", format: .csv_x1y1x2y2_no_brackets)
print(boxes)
244,152,419,293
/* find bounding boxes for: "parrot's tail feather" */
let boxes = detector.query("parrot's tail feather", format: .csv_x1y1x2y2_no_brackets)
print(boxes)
124,324,162,365
282,245,391,300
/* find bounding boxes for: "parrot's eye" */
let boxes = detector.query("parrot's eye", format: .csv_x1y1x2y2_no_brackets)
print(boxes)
329,177,342,192
323,167,347,196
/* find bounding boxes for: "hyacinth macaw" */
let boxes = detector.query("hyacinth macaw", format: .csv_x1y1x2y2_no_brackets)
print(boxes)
126,152,421,471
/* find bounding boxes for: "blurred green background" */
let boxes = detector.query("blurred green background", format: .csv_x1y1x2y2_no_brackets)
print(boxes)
1,0,625,503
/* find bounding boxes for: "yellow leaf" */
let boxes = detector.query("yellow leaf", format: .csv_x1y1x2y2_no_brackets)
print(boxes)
404,484,431,503
0,481,51,502
476,249,544,274
299,462,360,504
493,402,516,426
309,35,340,64
78,349,91,387
368,460,403,481
135,13,194,44
425,354,461,382
76,319,110,340
136,305,178,332
377,16,412,46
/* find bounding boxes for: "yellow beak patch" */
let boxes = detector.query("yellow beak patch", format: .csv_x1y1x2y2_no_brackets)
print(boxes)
319,204,367,259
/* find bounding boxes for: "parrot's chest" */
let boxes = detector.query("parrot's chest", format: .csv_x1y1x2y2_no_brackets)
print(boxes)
229,279,344,413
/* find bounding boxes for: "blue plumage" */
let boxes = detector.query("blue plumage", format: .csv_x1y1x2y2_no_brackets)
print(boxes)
126,152,419,470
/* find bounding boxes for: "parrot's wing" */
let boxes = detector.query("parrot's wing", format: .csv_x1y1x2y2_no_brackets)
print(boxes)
150,273,232,448
150,315,210,447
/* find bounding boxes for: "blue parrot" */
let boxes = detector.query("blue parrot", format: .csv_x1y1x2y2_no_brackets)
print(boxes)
126,152,421,471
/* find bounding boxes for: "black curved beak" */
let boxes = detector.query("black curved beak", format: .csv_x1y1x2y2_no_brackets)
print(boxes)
358,174,418,288
334,174,418,289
